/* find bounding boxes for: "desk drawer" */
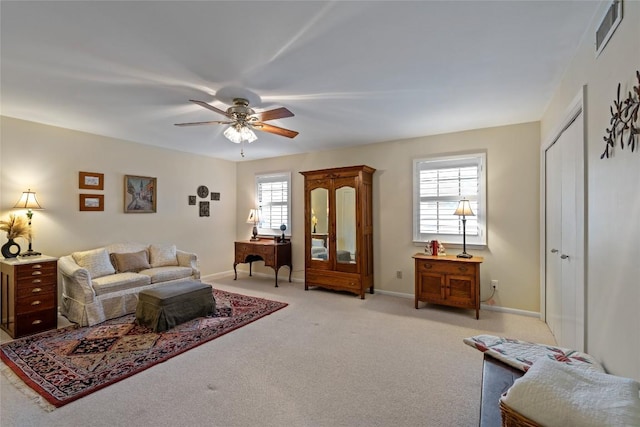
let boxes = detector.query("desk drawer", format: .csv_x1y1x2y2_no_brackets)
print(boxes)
15,261,57,278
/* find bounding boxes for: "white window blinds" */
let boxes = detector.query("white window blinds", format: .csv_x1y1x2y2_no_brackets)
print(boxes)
256,172,291,233
413,153,486,245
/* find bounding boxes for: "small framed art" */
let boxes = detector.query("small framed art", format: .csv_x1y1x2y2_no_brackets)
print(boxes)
124,175,157,213
211,192,220,201
79,171,104,190
80,194,104,211
199,201,210,217
188,195,196,205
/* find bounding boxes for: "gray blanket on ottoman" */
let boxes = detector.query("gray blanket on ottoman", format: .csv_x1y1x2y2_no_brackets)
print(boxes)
135,281,215,332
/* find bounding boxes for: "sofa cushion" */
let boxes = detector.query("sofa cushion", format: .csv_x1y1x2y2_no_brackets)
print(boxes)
139,266,193,284
110,250,151,273
72,248,116,279
149,244,178,267
91,272,151,296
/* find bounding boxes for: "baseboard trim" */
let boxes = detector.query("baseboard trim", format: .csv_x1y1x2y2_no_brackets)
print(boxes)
202,276,541,318
376,289,540,318
480,304,541,318
202,271,305,284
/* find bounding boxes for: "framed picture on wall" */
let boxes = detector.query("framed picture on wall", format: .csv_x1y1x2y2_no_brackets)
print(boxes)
199,201,210,217
79,171,104,190
124,175,157,213
80,194,104,211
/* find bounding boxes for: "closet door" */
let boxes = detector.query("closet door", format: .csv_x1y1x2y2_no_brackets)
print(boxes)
544,111,584,351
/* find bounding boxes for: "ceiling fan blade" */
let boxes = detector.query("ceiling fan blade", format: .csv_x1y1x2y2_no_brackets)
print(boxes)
253,122,299,138
174,120,232,127
255,107,294,122
189,100,230,117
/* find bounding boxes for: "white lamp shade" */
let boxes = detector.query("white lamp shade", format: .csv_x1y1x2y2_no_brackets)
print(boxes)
454,199,474,217
247,209,260,224
14,190,42,210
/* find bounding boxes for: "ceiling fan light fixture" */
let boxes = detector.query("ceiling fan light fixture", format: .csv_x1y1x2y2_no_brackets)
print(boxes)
223,124,257,144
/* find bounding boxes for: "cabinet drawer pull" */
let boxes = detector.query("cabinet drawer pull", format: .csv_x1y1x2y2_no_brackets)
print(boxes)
31,319,43,325
458,266,468,272
31,300,42,306
32,287,43,293
32,264,42,269
32,279,42,284
31,271,42,276
423,263,432,269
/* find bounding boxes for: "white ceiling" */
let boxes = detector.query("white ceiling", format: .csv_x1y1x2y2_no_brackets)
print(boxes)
1,1,601,162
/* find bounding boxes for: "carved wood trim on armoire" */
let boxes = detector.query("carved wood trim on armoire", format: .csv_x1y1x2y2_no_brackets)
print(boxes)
300,165,375,299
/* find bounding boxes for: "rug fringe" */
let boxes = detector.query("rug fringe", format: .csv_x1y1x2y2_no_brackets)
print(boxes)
1,361,56,412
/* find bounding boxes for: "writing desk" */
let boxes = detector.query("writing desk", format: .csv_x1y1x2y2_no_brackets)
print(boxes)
234,239,292,287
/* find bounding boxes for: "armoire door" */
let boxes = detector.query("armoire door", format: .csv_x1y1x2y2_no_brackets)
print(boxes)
545,110,584,351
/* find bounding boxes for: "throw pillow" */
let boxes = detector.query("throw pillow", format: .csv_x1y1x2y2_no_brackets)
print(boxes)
149,244,178,267
110,250,151,273
72,248,116,279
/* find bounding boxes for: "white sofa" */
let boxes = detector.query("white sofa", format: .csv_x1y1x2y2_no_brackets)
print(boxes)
59,242,200,326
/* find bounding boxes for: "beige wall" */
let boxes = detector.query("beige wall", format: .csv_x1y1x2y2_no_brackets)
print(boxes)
540,1,639,380
237,122,541,312
0,116,238,280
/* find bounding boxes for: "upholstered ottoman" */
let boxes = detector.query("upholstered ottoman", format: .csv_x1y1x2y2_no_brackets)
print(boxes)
135,281,215,332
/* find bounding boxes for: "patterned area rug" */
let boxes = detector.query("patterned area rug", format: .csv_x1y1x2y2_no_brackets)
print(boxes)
0,288,287,410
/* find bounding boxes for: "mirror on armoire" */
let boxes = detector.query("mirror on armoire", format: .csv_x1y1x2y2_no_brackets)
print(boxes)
335,185,356,264
310,187,329,261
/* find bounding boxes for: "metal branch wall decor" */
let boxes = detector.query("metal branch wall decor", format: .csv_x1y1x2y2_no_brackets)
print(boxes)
601,70,640,159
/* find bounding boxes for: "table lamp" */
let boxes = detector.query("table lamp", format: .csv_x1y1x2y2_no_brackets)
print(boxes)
454,199,474,259
14,189,43,256
247,209,260,241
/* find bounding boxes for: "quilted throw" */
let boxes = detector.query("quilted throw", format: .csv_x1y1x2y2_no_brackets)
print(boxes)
502,357,640,427
463,334,604,372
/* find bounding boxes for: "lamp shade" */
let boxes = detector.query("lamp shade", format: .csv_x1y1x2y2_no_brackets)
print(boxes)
454,199,474,217
14,189,42,210
246,209,260,224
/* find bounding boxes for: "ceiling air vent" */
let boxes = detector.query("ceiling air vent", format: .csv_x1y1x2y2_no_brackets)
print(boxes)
595,0,623,57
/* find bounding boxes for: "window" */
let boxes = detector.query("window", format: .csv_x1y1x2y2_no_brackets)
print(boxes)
413,153,486,246
255,171,291,235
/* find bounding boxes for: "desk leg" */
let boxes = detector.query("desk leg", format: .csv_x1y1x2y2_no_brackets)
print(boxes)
234,263,238,280
288,264,292,282
249,261,253,276
274,268,279,287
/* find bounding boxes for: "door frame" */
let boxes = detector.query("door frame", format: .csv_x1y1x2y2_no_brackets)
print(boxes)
539,86,587,350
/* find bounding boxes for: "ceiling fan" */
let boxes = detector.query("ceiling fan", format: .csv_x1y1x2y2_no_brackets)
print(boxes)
175,98,299,142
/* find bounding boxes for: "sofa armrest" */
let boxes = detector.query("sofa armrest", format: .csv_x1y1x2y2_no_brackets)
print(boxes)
58,255,96,303
176,250,200,279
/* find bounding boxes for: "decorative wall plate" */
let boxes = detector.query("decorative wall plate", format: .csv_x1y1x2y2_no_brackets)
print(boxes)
197,185,209,198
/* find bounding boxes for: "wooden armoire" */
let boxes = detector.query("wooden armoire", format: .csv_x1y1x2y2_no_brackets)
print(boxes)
300,165,375,299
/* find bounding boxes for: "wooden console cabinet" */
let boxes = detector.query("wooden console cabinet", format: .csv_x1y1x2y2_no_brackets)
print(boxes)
1,256,58,338
413,254,483,319
234,239,292,287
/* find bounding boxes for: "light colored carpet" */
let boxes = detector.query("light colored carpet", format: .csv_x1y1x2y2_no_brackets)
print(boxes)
1,276,555,427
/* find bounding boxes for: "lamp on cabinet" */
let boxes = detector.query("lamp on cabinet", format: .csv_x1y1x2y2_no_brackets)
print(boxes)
14,189,43,256
454,199,474,259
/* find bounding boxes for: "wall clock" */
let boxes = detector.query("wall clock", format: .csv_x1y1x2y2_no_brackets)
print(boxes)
197,185,209,198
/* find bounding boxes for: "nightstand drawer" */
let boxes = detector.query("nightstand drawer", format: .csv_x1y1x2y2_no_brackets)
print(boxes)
16,310,57,336
15,261,57,278
17,282,56,298
17,291,56,313
417,260,476,275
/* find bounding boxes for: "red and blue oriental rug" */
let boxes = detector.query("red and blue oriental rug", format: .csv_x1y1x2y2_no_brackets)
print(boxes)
0,288,287,410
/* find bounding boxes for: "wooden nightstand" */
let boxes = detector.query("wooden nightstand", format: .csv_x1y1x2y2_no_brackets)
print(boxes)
1,255,58,338
413,254,484,319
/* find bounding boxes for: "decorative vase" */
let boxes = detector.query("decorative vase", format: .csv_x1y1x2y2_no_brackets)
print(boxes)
1,239,21,258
